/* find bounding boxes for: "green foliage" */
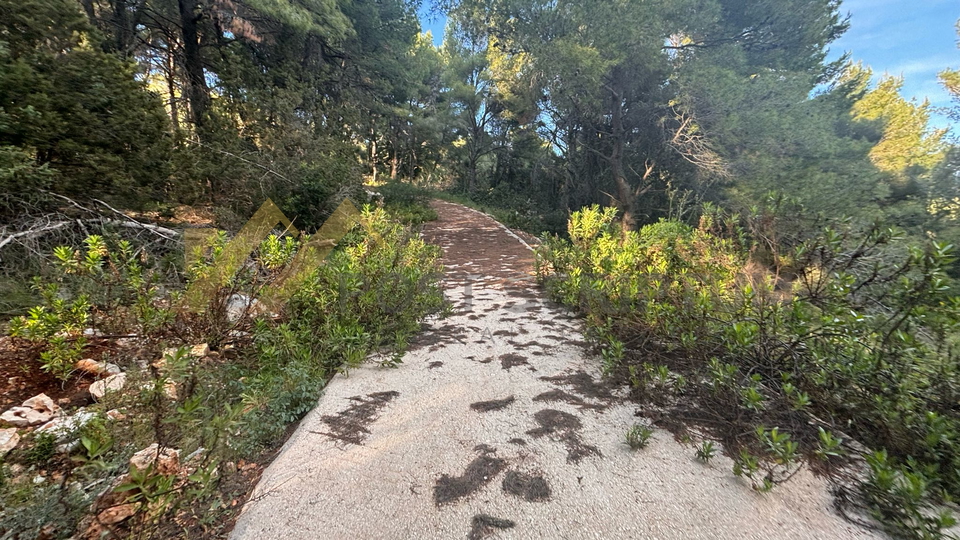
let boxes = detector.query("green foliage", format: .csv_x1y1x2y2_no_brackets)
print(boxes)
9,233,171,349
0,0,171,212
539,206,960,535
538,206,741,348
24,432,56,466
695,441,717,463
2,203,446,536
378,181,439,225
239,207,445,448
863,450,959,540
625,424,654,450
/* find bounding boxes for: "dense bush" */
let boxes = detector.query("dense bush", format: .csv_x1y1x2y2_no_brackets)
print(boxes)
241,207,446,445
538,206,960,538
0,0,172,215
377,181,438,225
0,208,446,538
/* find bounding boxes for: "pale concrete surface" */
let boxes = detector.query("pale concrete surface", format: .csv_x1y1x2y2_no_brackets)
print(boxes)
231,202,882,540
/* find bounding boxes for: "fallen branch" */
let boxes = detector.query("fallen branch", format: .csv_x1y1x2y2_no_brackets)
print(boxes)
103,218,179,240
0,220,72,251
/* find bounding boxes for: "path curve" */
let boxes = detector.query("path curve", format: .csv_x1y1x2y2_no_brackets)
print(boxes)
231,201,880,540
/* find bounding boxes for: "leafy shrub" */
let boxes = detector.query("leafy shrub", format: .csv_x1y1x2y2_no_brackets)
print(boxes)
538,206,960,537
626,424,654,450
3,204,447,537
238,207,446,448
378,181,438,225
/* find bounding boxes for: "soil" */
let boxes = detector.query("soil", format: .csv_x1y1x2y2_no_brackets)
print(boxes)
433,452,508,506
0,336,121,412
525,409,601,464
501,470,551,502
467,514,516,540
313,391,400,445
469,396,516,412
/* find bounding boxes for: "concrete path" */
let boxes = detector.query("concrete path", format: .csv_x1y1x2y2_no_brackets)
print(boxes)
231,201,880,540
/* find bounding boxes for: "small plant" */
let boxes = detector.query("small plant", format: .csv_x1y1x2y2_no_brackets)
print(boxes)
862,450,958,539
733,449,760,478
626,424,654,450
600,335,625,375
814,427,844,461
741,385,765,412
757,426,798,466
25,432,57,466
696,441,717,463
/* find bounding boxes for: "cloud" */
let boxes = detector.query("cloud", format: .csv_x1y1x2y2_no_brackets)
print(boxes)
888,54,958,78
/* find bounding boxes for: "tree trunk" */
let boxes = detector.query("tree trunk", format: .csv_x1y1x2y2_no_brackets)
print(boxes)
166,45,180,134
80,0,96,25
608,71,635,231
369,126,378,183
110,0,130,53
178,0,209,130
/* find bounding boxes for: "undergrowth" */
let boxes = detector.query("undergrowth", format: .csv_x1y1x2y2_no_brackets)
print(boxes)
537,205,960,539
0,206,446,539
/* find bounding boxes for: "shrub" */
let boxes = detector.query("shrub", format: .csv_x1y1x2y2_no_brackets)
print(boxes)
626,424,654,450
378,181,438,225
538,206,960,537
2,205,447,537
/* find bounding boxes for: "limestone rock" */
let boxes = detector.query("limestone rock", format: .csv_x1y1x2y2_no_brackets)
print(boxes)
0,428,20,457
96,503,138,525
37,410,96,442
226,293,257,322
129,443,179,475
89,373,127,400
163,381,178,400
1,393,61,427
76,359,122,376
155,343,209,369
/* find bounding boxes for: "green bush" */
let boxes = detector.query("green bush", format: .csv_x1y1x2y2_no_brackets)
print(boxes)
378,181,438,225
2,206,447,537
238,207,446,447
538,206,960,538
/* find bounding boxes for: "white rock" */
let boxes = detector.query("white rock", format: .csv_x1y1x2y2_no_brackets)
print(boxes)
56,440,81,454
155,343,209,369
89,373,127,400
190,343,210,358
226,294,260,322
0,393,61,427
163,381,178,400
0,428,20,457
129,443,180,475
37,410,97,442
76,359,122,376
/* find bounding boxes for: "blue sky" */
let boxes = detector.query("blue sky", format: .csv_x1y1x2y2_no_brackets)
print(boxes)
830,0,959,129
417,2,959,128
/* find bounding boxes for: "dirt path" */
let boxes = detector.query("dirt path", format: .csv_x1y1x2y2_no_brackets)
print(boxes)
230,201,880,540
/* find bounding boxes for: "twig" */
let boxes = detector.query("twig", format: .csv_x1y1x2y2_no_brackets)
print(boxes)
186,138,289,182
0,220,72,251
